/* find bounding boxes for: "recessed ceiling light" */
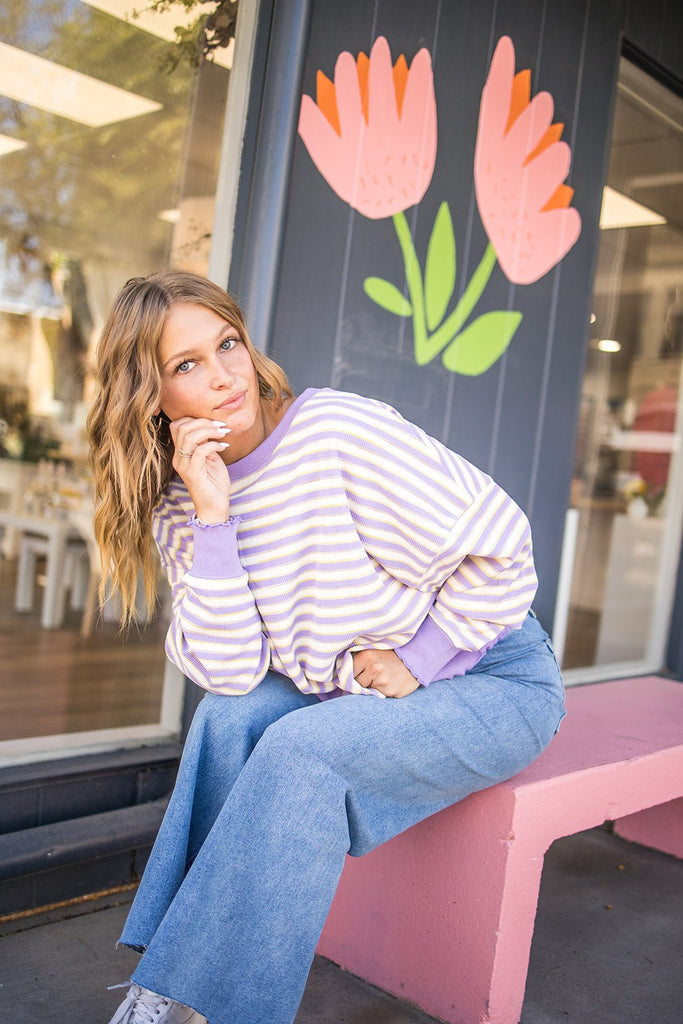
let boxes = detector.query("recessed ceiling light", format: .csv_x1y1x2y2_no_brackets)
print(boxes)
0,41,162,127
80,0,234,68
600,185,666,230
598,339,621,353
0,133,27,157
158,208,181,223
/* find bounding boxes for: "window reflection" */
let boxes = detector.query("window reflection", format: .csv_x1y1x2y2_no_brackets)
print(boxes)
0,0,230,747
563,59,683,674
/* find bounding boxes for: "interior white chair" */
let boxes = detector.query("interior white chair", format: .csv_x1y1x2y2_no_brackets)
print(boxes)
67,501,102,637
15,530,89,626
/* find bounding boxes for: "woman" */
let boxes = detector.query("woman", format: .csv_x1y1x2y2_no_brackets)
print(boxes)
89,270,565,1024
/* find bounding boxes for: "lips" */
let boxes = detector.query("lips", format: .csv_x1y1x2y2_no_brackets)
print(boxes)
216,390,246,412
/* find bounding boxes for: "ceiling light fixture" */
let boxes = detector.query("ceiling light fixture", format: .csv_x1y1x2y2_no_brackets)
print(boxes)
600,185,666,230
0,41,162,127
0,133,27,157
597,339,622,353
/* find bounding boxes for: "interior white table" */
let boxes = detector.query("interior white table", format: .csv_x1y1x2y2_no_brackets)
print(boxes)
0,509,84,629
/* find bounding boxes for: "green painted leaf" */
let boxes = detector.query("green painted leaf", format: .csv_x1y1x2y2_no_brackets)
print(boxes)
441,311,523,376
364,277,412,317
425,202,456,332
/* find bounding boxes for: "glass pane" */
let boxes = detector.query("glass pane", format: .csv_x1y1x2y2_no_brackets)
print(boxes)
562,59,683,671
0,0,231,745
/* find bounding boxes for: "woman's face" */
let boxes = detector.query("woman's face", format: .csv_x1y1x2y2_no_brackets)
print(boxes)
157,302,264,459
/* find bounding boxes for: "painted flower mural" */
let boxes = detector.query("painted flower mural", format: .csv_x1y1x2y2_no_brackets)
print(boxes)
298,35,582,376
298,35,437,219
474,35,582,285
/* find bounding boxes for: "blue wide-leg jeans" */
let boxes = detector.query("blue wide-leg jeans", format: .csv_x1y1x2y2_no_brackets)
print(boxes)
119,612,565,1024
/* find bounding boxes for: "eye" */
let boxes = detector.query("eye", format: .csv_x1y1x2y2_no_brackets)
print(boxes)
174,358,195,374
220,336,239,352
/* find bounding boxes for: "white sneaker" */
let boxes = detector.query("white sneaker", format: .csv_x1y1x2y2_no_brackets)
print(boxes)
108,982,208,1024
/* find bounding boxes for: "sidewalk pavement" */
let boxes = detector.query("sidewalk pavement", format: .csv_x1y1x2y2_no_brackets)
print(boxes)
1,827,682,1024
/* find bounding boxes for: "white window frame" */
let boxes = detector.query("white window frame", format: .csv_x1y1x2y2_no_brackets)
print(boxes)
0,0,263,767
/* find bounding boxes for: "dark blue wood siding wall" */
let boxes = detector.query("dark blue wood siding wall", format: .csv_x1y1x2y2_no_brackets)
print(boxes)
229,0,683,655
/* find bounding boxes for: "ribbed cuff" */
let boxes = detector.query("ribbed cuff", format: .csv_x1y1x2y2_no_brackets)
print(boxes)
189,517,243,578
397,615,510,685
395,615,459,686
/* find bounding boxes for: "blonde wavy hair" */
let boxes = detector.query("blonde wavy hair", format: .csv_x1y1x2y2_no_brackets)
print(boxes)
87,270,293,626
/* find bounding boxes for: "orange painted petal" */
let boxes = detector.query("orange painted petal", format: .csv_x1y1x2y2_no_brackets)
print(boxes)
543,183,574,211
316,70,340,135
525,122,564,165
506,68,530,132
357,52,370,123
393,54,408,116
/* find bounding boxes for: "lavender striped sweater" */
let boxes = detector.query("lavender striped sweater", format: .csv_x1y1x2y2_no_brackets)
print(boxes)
152,388,538,698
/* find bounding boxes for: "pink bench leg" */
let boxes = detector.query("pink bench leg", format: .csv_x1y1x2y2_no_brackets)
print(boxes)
317,786,544,1024
614,797,683,859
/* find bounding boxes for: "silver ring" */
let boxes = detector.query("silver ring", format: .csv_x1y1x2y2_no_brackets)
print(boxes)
179,448,194,458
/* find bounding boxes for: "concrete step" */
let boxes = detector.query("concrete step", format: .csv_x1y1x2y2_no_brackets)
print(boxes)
0,746,179,914
0,745,180,833
0,799,167,915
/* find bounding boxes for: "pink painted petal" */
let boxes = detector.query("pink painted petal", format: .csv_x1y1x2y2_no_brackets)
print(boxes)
400,48,435,116
504,90,554,163
524,141,572,208
479,36,515,148
367,36,401,142
297,95,344,167
398,112,437,202
298,95,357,202
333,50,365,145
514,207,582,284
400,48,437,149
473,133,497,194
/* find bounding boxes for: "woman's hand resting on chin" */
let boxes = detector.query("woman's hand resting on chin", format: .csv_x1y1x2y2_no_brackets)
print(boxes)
170,416,232,524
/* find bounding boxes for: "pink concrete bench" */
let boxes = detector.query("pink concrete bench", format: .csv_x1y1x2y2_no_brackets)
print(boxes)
317,675,683,1024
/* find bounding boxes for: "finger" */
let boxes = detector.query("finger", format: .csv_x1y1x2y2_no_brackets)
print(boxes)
354,665,373,687
172,440,230,472
367,680,394,697
171,416,232,432
175,433,230,461
369,679,398,698
173,419,231,456
355,671,377,689
181,439,231,459
352,651,368,675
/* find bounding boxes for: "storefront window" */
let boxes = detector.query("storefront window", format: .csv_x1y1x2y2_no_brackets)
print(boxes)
559,58,683,679
0,0,234,756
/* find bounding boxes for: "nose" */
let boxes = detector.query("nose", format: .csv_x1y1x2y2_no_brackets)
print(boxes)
209,354,234,388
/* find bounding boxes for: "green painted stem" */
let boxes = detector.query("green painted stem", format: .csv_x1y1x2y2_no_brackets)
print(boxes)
418,242,498,365
392,211,428,357
390,215,498,366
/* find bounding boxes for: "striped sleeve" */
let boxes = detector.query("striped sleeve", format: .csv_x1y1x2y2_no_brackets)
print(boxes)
425,473,537,649
153,500,270,695
333,396,538,669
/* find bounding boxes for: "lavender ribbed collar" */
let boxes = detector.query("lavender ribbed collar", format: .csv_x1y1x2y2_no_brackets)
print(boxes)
226,388,318,481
